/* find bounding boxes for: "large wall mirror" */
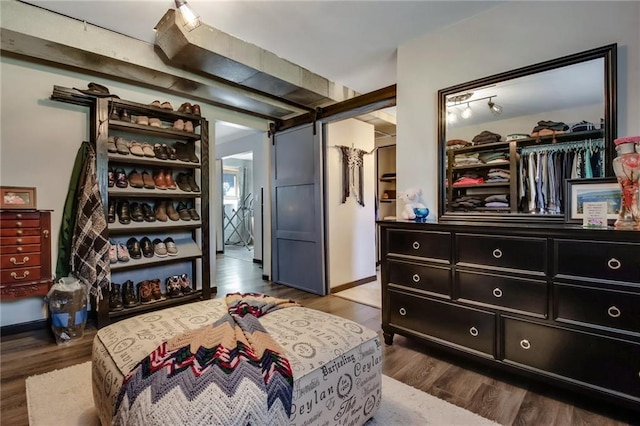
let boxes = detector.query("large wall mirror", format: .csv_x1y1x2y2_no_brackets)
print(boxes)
438,44,617,223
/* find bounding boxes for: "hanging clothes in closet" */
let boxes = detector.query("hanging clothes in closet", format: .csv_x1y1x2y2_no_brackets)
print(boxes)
518,139,605,214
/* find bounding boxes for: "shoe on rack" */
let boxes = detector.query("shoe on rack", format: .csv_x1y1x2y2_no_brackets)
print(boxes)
130,202,144,222
122,280,139,308
137,280,154,304
192,104,201,116
108,167,115,188
155,200,168,222
141,171,156,189
107,200,116,223
173,119,185,131
186,174,200,192
187,204,200,221
166,201,180,221
176,173,192,192
120,109,131,122
167,145,177,161
186,140,199,163
176,202,191,221
151,279,166,301
118,201,131,225
141,203,156,222
149,100,162,108
149,117,162,128
109,107,120,121
109,283,124,311
108,241,118,264
129,141,145,157
178,102,193,114
115,168,128,188
164,170,177,190
153,143,168,160
116,242,130,262
179,274,193,294
161,101,174,110
140,237,154,258
184,121,194,133
152,238,168,257
128,169,144,188
115,137,130,155
107,137,117,153
166,275,182,298
135,115,149,126
164,237,178,256
174,142,190,162
141,143,156,158
153,170,167,189
126,237,141,259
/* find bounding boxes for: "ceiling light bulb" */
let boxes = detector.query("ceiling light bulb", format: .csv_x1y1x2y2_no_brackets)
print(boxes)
461,104,472,119
488,99,503,116
175,0,201,31
447,110,458,124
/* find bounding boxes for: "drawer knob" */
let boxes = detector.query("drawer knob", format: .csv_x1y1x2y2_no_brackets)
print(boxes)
520,339,531,350
492,248,503,259
399,307,407,316
9,256,29,265
492,288,503,298
16,247,23,252
16,221,22,227
16,238,22,244
16,230,23,236
469,327,479,337
412,274,420,283
607,258,621,270
607,306,621,318
10,271,29,280
16,213,22,219
412,241,420,250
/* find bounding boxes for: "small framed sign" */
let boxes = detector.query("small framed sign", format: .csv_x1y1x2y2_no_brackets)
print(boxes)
582,201,609,228
565,178,620,225
0,186,37,209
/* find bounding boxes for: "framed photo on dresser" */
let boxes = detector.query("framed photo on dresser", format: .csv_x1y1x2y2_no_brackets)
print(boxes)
565,178,620,224
0,186,37,209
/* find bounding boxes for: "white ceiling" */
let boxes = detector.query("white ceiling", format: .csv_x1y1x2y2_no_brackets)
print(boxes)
24,1,501,94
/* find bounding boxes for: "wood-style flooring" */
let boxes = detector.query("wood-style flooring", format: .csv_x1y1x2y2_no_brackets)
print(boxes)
1,254,638,425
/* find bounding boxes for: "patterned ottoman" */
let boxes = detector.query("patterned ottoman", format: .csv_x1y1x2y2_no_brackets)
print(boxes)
92,297,382,425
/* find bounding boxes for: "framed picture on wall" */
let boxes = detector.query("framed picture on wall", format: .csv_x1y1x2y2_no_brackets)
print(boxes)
564,178,620,224
0,186,37,209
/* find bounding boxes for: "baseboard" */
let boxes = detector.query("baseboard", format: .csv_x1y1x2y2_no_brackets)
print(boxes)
216,250,224,254
252,259,263,265
262,274,269,281
1,318,48,336
331,275,377,294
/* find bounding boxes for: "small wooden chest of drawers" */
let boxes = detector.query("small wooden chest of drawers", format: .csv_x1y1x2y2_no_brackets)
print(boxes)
0,210,53,299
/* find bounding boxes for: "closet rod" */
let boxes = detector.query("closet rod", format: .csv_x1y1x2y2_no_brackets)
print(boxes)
519,138,604,154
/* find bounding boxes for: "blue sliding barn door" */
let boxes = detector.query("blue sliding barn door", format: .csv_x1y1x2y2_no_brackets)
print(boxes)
271,123,326,295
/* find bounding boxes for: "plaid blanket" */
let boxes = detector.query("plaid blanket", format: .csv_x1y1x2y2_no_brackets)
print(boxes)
114,293,299,426
70,145,110,301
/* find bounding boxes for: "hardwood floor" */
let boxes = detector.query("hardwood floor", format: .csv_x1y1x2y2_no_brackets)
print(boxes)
1,255,638,425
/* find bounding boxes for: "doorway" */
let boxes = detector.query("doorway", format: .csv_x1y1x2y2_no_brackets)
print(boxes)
221,152,255,262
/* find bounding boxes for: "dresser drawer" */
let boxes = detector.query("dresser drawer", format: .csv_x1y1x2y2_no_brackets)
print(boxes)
0,281,49,298
0,266,41,284
554,283,640,335
555,240,639,284
0,219,41,228
0,236,40,246
387,230,450,261
0,244,41,255
388,259,450,296
457,270,547,316
456,234,547,273
503,317,640,399
1,253,42,269
388,290,495,356
0,228,41,237
0,211,41,221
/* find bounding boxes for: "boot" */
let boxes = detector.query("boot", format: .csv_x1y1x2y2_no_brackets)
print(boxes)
151,279,166,301
186,140,199,163
137,280,154,304
109,283,124,311
122,280,139,308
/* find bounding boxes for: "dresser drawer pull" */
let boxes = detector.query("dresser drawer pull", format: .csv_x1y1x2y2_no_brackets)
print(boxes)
469,327,479,337
412,241,420,250
16,221,22,227
492,248,503,259
520,339,531,350
16,213,22,219
43,230,49,238
492,288,503,298
9,256,30,265
16,247,23,252
412,274,420,283
16,230,23,236
607,306,621,318
16,238,23,243
10,271,30,280
607,258,621,270
399,307,407,316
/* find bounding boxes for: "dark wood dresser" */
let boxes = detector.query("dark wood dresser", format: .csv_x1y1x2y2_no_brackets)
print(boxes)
378,220,640,410
0,210,53,299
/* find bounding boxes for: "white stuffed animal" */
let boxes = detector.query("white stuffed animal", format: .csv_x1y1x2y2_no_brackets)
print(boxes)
398,187,426,220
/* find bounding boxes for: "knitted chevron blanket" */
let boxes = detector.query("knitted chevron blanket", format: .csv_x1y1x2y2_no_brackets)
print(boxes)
113,293,299,426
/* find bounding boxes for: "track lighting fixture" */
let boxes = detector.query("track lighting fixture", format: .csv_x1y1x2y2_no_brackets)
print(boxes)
488,97,503,115
447,110,458,124
175,0,201,31
461,103,473,119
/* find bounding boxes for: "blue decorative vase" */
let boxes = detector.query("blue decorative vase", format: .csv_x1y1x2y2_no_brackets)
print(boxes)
413,207,429,222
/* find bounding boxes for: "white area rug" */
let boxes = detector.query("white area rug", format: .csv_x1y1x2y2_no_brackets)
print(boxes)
334,280,382,309
26,362,500,425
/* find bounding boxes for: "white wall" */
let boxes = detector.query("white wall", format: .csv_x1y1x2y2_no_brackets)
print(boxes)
0,55,265,326
325,119,376,289
397,1,640,218
215,132,270,272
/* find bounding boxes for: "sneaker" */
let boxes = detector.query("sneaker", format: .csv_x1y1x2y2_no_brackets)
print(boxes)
109,283,124,311
116,242,130,262
164,237,178,256
166,275,182,298
137,280,154,304
179,274,193,295
153,238,168,257
150,278,166,301
108,242,118,264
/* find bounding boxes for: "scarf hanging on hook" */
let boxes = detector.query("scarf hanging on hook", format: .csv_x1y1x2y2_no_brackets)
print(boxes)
337,145,370,207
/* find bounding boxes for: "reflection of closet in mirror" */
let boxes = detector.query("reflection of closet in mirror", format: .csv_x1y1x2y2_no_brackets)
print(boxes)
439,44,617,221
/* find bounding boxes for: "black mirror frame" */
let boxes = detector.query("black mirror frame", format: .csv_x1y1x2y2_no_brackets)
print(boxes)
437,44,617,223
